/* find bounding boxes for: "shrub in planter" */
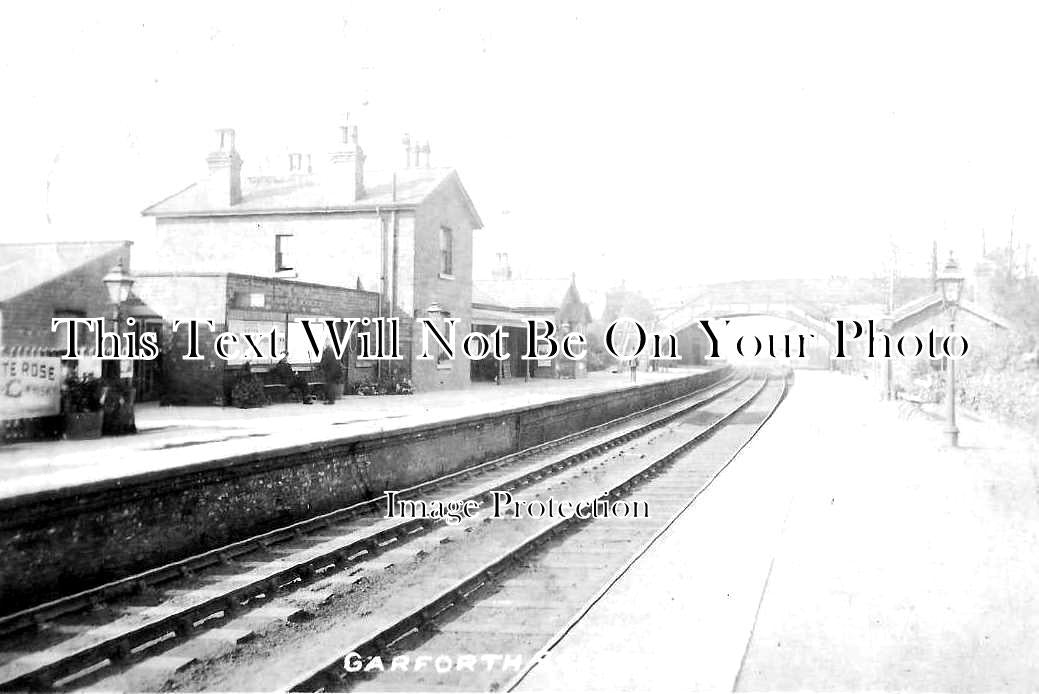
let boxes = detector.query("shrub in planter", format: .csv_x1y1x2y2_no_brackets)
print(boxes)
232,375,266,408
376,369,414,395
231,362,266,408
64,375,104,439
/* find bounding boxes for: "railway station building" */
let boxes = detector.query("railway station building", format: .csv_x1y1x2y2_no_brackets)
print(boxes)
0,241,133,352
2,127,595,407
140,125,483,393
127,272,382,404
470,256,592,381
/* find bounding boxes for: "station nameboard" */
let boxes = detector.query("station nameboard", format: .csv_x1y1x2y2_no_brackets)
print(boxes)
0,355,62,419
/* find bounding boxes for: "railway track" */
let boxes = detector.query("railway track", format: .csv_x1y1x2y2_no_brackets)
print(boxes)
277,372,787,693
0,370,747,692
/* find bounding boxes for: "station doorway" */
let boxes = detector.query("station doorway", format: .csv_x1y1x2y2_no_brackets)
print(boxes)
469,321,530,382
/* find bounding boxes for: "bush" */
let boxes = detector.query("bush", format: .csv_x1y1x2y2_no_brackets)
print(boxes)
355,379,379,396
231,365,266,408
64,375,104,413
958,329,1039,429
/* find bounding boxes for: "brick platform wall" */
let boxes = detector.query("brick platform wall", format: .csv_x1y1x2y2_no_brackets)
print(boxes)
0,367,729,612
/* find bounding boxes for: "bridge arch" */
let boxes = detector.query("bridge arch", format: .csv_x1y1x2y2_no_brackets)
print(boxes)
669,301,838,348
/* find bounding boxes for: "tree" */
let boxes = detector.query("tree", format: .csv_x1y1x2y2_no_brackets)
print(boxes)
600,284,656,325
586,284,658,371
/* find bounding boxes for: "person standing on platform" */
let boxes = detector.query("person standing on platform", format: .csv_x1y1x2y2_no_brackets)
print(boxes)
319,339,343,405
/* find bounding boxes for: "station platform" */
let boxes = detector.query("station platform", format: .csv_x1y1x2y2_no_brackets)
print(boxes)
0,369,705,501
513,370,1039,692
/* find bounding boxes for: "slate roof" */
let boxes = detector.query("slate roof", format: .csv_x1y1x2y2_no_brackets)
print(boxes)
142,167,482,226
889,292,1011,332
0,241,131,303
473,278,575,311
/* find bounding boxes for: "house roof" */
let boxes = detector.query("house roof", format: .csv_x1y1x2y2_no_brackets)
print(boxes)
142,167,483,227
471,285,508,308
473,278,575,311
889,292,1012,333
0,241,130,303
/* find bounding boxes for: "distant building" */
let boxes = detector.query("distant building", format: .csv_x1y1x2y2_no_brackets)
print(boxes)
471,255,592,381
141,125,483,392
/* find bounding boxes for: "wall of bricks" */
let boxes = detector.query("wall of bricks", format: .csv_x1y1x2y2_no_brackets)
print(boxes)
226,274,380,318
0,243,132,349
0,367,729,612
411,176,476,391
132,273,383,404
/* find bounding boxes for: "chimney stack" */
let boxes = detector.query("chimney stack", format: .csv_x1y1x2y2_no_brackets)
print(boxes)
492,252,513,280
329,121,365,202
286,152,311,174
206,128,242,206
402,133,412,168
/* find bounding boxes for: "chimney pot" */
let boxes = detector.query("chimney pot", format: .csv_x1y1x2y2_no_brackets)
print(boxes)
215,128,236,153
402,133,412,168
492,252,512,280
329,121,365,202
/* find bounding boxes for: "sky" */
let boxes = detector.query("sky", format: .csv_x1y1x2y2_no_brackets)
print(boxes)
2,1,1038,300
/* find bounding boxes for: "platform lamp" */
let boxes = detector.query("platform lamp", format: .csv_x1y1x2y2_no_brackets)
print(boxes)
102,258,134,381
880,315,894,400
936,252,965,447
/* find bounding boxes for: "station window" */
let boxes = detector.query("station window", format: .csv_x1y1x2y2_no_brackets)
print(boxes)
440,227,454,276
275,233,294,273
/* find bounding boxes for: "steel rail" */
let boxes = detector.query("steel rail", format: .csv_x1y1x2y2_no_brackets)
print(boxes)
0,372,742,691
0,371,736,639
278,374,773,693
504,371,790,691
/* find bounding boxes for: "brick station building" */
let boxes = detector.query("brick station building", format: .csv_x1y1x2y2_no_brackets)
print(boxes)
470,255,592,381
128,273,381,405
140,124,483,393
0,241,133,352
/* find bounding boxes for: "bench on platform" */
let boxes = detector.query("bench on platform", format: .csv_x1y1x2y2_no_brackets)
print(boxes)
897,392,932,418
252,366,325,403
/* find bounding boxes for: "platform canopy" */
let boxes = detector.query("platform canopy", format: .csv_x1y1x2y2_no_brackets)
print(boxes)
888,292,1012,334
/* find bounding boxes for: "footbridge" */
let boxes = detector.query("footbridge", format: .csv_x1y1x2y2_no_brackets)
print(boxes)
662,300,838,346
657,276,936,365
